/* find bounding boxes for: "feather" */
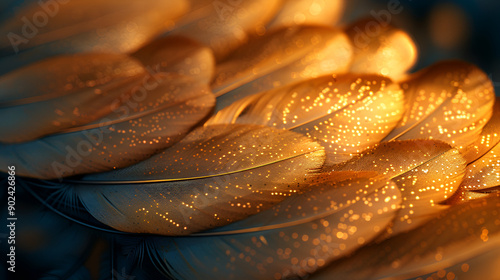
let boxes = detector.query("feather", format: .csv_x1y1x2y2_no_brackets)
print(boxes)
207,74,404,165
132,35,215,85
0,53,146,143
310,194,500,280
170,0,282,59
211,25,353,111
345,17,418,78
19,177,117,234
462,98,500,163
0,73,215,179
406,245,500,280
447,98,500,203
0,0,188,75
332,139,466,237
126,176,400,280
382,60,495,150
71,124,326,235
266,0,345,30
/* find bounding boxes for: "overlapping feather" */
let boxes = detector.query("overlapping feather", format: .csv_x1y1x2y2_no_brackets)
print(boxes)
119,176,400,279
0,53,146,143
332,139,466,237
0,0,188,74
207,74,404,165
132,35,215,84
70,124,325,235
211,25,353,111
170,0,282,59
311,194,500,280
0,73,215,179
382,60,495,149
345,17,418,78
1,2,500,280
266,0,345,30
448,98,500,202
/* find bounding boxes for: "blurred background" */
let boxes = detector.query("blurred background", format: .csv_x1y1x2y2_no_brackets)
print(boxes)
343,0,500,95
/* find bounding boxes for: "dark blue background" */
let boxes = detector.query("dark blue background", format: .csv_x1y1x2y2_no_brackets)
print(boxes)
344,0,500,96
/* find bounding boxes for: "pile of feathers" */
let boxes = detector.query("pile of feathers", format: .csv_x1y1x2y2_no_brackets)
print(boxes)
1,1,499,279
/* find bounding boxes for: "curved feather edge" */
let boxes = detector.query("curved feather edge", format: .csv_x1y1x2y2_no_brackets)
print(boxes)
0,53,146,143
0,0,188,74
18,178,128,235
70,124,326,235
332,139,466,238
169,0,282,59
345,17,418,78
445,98,500,203
211,25,353,111
382,60,495,150
266,0,345,30
461,97,500,163
207,73,404,165
127,176,401,279
0,73,215,179
132,35,216,85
